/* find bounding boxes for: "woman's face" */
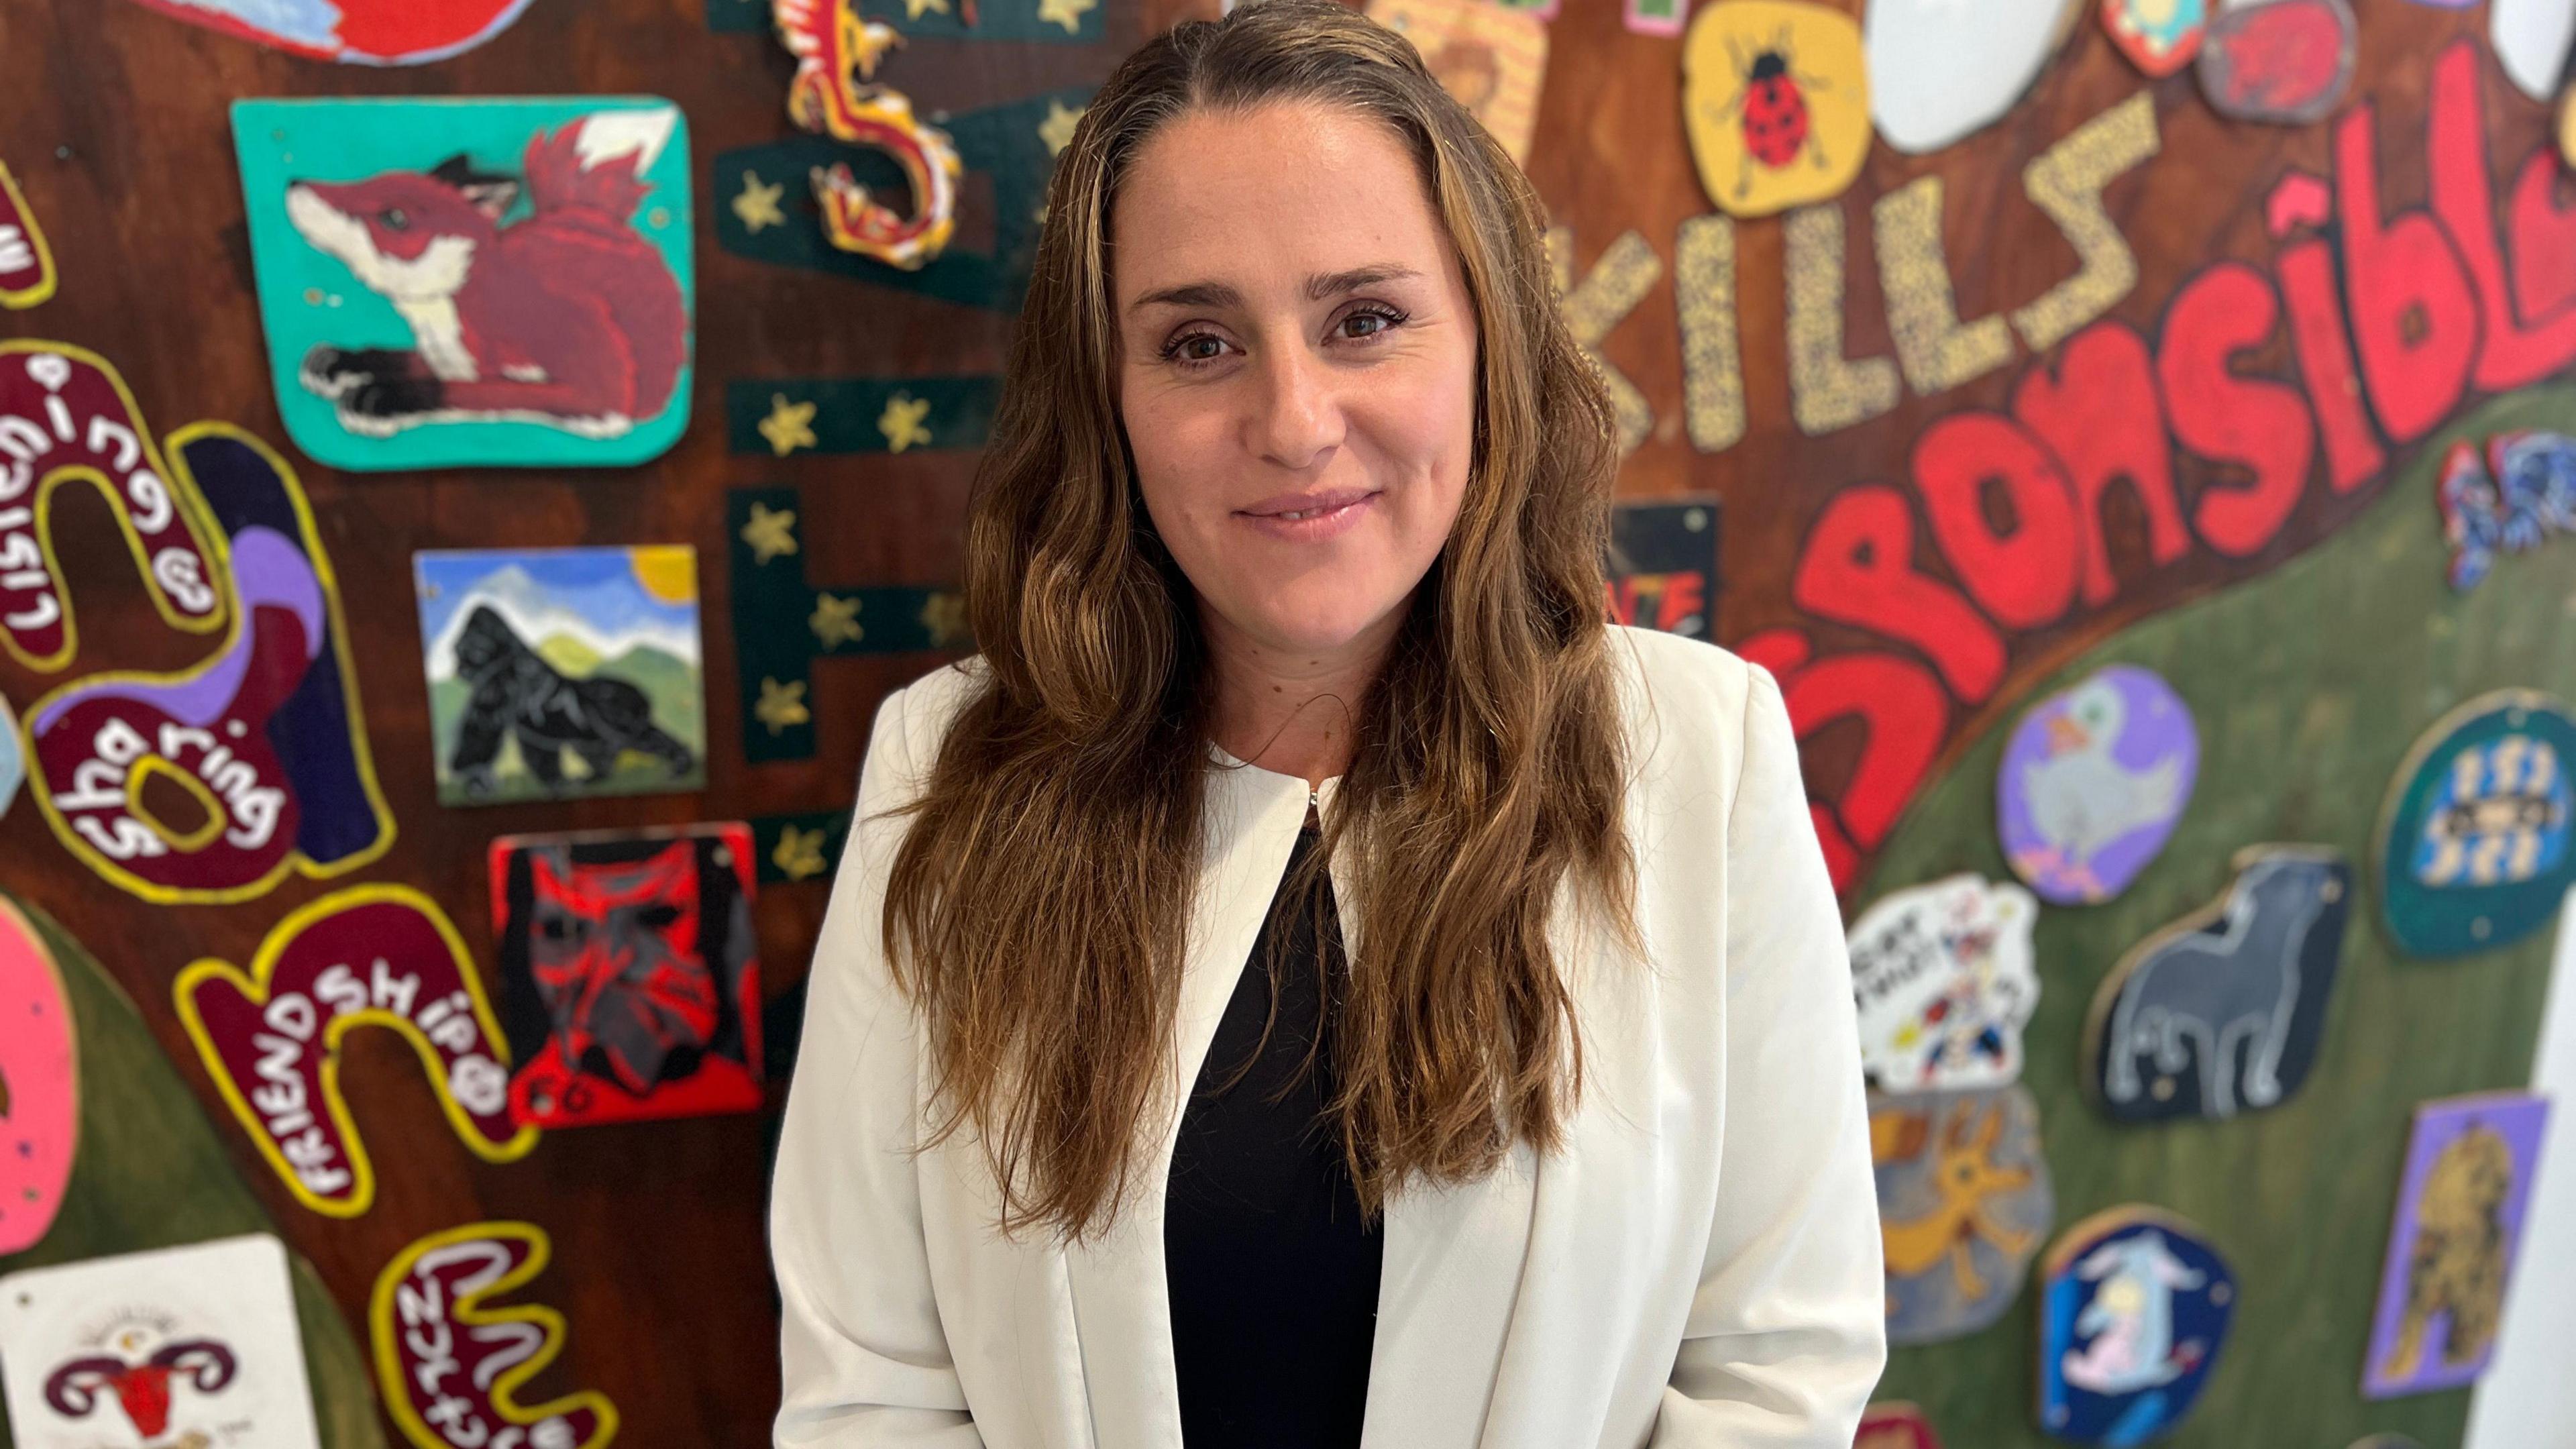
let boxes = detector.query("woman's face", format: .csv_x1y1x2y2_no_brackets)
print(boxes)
1112,101,1481,663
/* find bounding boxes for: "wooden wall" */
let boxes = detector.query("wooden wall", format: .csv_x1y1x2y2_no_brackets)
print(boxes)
0,0,2569,1443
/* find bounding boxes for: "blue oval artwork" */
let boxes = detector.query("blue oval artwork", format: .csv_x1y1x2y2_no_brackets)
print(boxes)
2376,690,2576,957
2039,1208,2235,1446
1999,665,2200,906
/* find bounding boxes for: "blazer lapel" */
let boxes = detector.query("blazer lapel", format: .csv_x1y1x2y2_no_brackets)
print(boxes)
1059,757,1314,1448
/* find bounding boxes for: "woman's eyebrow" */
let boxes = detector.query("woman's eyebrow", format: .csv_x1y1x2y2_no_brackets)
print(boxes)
1126,264,1424,315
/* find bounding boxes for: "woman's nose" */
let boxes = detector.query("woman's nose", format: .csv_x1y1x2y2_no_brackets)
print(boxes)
1246,340,1344,471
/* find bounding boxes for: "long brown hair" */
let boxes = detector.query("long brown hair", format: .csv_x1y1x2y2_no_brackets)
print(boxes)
880,0,1642,1243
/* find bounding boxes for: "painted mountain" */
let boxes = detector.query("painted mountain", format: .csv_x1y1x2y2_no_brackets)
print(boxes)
413,547,706,806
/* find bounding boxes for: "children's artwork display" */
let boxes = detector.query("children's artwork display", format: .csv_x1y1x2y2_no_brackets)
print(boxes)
2037,1208,2235,1445
372,1222,619,1449
2362,1092,2551,1399
414,547,705,806
2085,847,2352,1124
1365,0,1548,165
489,824,763,1128
1864,0,2073,155
1848,874,2041,1091
233,97,694,470
0,896,77,1256
1872,1085,2054,1346
1998,665,2199,906
2195,0,2355,125
117,0,535,63
1606,498,1721,639
0,1234,323,1449
1681,0,1870,217
2374,690,2576,958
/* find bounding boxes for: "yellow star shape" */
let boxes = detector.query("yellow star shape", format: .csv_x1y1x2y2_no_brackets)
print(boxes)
878,392,933,453
761,393,820,457
1036,0,1094,34
739,501,800,565
919,590,970,648
756,677,812,736
810,592,865,649
1038,99,1085,157
903,0,949,13
772,824,830,881
733,170,786,233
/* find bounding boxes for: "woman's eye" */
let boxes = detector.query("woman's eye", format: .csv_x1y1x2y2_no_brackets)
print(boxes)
1340,305,1404,339
1160,331,1228,368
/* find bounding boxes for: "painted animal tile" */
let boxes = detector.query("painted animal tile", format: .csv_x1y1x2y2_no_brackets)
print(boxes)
2100,0,2205,76
0,1234,321,1449
2375,690,2576,957
2363,1091,2551,1399
0,896,76,1255
2037,1207,2234,1445
1872,1085,2054,1346
1999,663,2199,906
2440,431,2576,592
772,0,965,269
1856,1402,1945,1449
488,823,762,1128
1366,0,1550,165
1682,0,1870,217
414,547,705,807
1847,875,2041,1091
2195,0,2355,125
233,97,694,470
1606,498,1721,639
1866,0,2076,154
2086,845,2351,1124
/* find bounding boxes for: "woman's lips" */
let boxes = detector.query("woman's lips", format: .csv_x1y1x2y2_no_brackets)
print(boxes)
1234,489,1381,542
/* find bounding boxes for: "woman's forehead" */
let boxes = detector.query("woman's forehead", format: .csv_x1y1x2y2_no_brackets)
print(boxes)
1112,107,1450,301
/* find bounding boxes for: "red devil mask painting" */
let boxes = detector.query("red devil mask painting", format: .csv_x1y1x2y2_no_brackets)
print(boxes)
489,824,762,1128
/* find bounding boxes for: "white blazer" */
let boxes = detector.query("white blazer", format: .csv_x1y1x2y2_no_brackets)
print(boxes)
770,625,1887,1448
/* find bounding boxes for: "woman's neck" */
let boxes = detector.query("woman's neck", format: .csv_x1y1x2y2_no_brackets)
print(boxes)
1200,603,1403,792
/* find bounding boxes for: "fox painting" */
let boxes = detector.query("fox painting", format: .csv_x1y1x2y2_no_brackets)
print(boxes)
284,108,688,440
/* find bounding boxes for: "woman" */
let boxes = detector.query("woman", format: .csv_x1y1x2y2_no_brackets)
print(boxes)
768,2,1885,1444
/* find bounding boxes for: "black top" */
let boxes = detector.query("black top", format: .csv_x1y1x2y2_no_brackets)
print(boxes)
1163,814,1381,1446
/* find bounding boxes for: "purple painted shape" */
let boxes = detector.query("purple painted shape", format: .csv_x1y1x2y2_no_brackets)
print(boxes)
1996,663,2200,906
2363,1091,2551,1398
30,529,322,733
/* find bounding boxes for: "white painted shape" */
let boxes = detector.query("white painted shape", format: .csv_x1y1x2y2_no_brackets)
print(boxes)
575,106,680,174
2493,0,2576,101
1866,0,2077,154
2463,887,2576,1448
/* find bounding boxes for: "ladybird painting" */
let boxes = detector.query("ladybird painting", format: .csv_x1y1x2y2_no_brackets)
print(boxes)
1682,0,1869,217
